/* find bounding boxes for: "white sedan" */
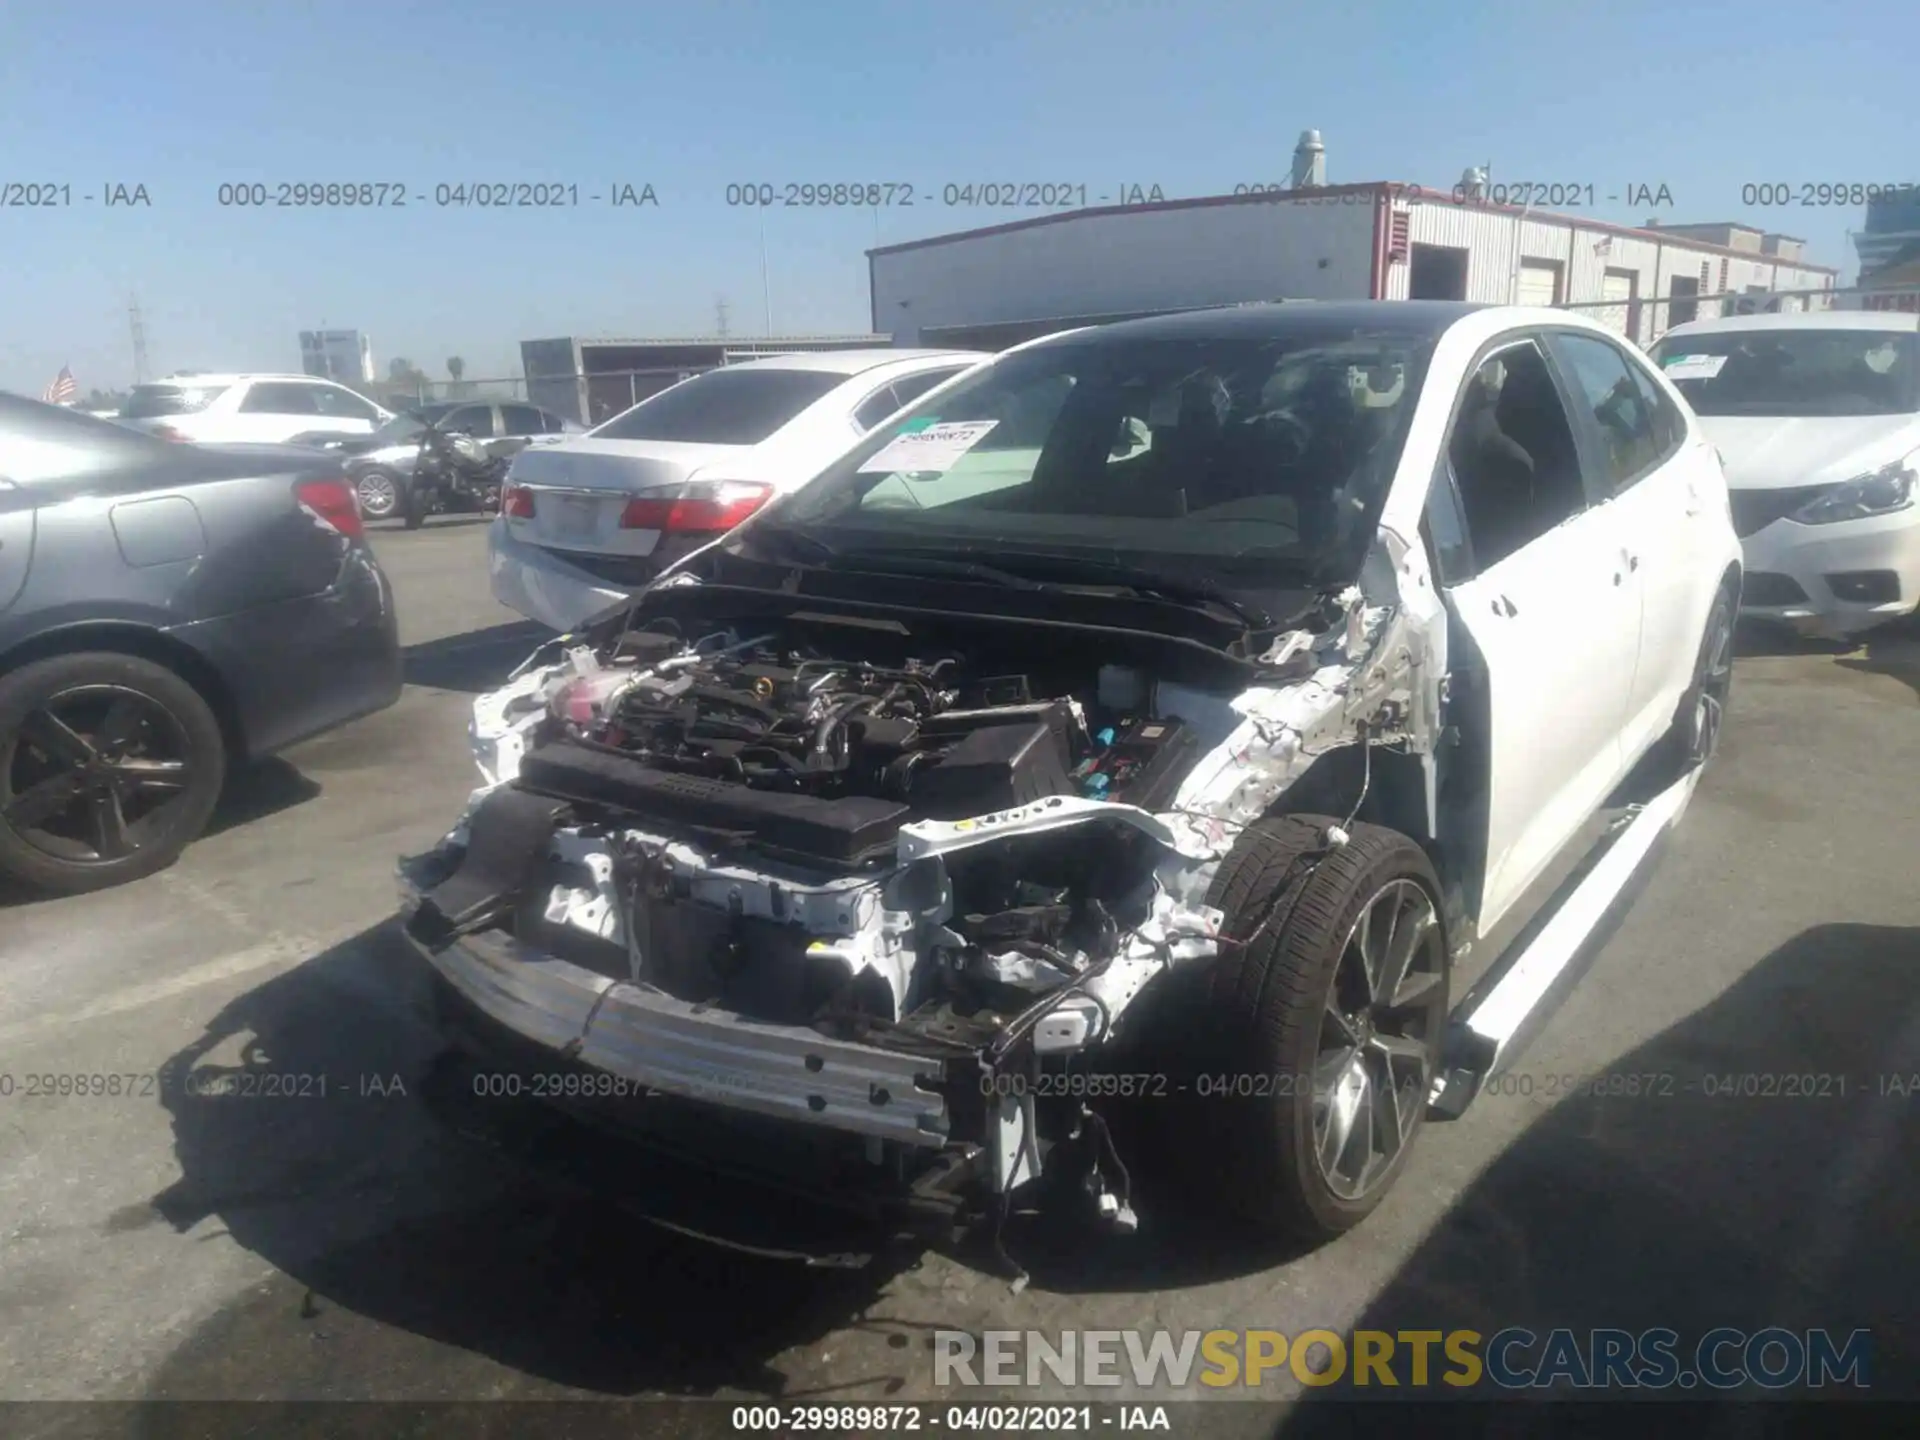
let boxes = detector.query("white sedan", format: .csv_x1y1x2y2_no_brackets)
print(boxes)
489,349,985,631
400,301,1742,1258
1650,311,1920,637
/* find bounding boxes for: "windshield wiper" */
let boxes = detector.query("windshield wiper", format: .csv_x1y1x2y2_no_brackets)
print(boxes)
739,522,839,564
817,551,1049,590
955,552,1277,630
738,529,1273,631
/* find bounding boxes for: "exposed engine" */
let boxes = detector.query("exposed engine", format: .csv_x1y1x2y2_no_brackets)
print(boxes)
507,623,1203,871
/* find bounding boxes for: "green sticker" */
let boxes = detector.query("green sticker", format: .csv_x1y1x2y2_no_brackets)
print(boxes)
897,416,938,433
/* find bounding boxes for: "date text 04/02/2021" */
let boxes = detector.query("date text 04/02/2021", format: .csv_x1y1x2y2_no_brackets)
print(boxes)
0,1071,407,1099
721,183,1167,208
729,1404,1173,1431
212,182,658,208
1,182,149,206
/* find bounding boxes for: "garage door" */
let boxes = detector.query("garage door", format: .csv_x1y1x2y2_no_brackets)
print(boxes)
1517,261,1561,308
1597,270,1636,337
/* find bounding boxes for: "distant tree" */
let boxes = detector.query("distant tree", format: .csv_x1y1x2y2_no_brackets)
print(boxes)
447,356,465,382
385,356,432,401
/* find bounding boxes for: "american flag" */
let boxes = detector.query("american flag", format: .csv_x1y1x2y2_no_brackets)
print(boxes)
42,365,77,405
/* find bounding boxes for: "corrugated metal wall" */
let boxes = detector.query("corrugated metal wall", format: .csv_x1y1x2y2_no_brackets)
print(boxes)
869,192,1841,348
870,198,1377,343
1394,196,1835,343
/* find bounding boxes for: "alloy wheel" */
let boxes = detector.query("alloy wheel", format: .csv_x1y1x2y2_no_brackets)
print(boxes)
357,471,399,519
1311,878,1447,1201
1691,603,1734,766
1,685,199,865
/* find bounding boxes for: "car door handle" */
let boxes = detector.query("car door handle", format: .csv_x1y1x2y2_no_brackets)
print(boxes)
1491,595,1518,617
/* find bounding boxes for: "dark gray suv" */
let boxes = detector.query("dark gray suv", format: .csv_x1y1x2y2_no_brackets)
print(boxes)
0,393,403,894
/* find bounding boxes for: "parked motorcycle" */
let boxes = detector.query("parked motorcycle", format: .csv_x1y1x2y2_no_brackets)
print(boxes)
401,413,509,530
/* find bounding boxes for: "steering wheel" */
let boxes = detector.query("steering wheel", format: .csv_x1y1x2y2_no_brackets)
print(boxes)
1249,406,1313,464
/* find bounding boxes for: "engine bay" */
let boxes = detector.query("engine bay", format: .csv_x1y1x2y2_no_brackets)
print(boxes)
505,618,1213,871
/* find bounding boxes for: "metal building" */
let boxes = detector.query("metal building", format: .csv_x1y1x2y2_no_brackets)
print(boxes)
520,333,894,425
868,180,1837,351
299,329,374,383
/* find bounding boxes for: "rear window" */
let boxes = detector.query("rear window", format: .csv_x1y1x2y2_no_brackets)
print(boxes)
1650,329,1920,417
590,367,846,444
121,383,231,419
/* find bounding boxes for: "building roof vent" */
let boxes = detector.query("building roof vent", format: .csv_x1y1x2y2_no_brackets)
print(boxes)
1460,166,1489,201
1292,130,1326,188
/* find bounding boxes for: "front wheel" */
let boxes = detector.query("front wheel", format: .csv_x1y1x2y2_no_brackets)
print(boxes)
1642,584,1736,788
1152,816,1449,1241
0,652,228,893
355,468,404,521
401,480,431,530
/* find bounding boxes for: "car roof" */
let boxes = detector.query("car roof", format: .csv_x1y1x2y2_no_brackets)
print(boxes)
722,347,984,376
1662,310,1920,339
1022,300,1490,349
141,372,350,386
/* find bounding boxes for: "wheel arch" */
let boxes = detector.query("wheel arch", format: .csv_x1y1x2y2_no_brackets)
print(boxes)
0,622,248,761
1260,742,1449,879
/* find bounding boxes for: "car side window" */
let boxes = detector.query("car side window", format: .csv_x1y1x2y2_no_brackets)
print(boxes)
500,404,550,435
1423,462,1475,586
444,405,497,437
1625,356,1688,456
889,367,966,408
853,384,904,431
239,382,320,415
1550,333,1666,494
312,384,380,420
1443,340,1589,572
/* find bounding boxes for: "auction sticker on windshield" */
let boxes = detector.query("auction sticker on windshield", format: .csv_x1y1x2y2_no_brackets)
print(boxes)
859,419,999,474
1660,354,1728,380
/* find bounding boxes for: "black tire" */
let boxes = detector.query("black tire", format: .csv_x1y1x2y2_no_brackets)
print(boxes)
1643,582,1736,787
401,481,428,530
1151,814,1449,1241
0,652,227,894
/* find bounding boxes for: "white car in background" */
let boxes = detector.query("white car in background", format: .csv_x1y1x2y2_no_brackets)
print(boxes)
118,373,393,445
489,349,986,632
1650,312,1920,637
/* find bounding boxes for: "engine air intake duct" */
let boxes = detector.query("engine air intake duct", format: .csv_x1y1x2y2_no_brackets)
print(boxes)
516,741,908,868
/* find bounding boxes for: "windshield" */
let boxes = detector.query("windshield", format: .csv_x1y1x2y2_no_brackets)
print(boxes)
1651,329,1920,417
370,408,446,443
590,366,846,444
752,331,1434,591
120,383,231,419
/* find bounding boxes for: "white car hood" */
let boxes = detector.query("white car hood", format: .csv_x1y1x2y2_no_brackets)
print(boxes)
1700,413,1920,491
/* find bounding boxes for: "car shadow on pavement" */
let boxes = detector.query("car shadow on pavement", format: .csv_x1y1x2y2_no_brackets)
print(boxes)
1273,921,1920,1425
1734,611,1920,706
369,514,498,532
403,621,553,694
1837,611,1920,705
134,920,918,1401
203,756,323,837
1730,618,1850,660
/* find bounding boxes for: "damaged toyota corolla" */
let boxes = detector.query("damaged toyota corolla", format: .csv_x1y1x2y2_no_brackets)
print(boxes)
397,302,1743,1268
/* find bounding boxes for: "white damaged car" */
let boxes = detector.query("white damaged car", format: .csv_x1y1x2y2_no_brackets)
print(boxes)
397,302,1742,1266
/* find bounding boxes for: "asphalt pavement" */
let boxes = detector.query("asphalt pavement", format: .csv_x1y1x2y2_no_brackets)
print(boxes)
1,518,1916,1431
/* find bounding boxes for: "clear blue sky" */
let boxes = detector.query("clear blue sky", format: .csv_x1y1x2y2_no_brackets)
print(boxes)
2,0,1910,396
